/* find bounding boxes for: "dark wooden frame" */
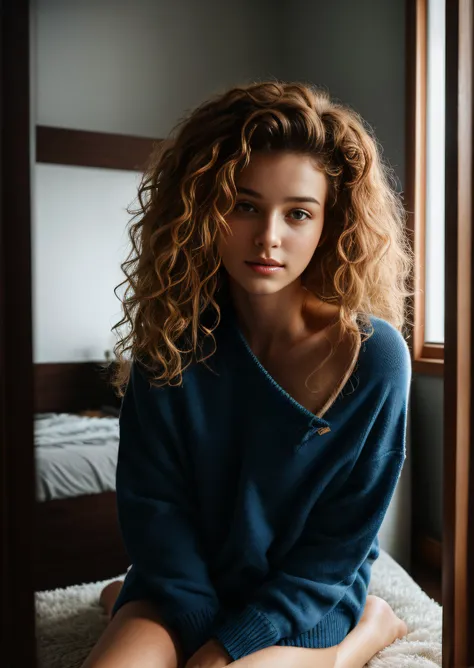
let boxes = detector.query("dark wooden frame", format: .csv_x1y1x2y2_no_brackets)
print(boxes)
1,0,474,665
443,0,474,665
0,2,37,665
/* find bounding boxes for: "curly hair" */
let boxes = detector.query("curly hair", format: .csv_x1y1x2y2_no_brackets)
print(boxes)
109,79,415,397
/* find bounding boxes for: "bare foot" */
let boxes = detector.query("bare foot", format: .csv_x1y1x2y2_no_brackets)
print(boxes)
359,595,408,648
99,579,124,619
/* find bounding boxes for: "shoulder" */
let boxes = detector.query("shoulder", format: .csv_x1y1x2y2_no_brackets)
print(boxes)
360,315,412,389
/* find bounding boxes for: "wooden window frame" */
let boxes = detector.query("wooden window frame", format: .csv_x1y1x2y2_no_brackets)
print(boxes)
405,0,444,377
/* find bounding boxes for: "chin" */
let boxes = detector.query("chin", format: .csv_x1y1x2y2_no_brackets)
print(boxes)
227,272,289,296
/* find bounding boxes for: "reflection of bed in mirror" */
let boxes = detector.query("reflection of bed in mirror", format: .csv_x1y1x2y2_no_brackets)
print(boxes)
34,362,128,591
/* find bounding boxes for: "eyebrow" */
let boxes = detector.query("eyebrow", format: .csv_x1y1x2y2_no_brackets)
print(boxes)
236,186,321,207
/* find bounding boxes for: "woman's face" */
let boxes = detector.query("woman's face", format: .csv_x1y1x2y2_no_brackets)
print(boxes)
217,151,328,296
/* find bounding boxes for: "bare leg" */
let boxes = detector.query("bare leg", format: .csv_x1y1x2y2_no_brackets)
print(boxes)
81,600,181,668
228,596,407,668
98,585,407,668
100,580,124,619
335,595,407,668
229,644,338,668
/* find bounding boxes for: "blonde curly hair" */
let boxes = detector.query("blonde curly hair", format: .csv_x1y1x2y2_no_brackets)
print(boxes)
109,80,414,397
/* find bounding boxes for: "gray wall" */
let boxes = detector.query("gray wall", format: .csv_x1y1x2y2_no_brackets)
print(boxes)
280,0,406,192
410,375,443,542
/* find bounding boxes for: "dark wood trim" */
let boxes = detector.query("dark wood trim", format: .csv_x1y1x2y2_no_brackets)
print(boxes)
422,343,444,360
443,0,474,665
34,492,129,591
405,0,428,363
413,358,444,376
0,1,37,665
411,534,442,606
414,534,442,572
36,125,165,172
34,361,121,413
405,0,445,370
410,559,442,606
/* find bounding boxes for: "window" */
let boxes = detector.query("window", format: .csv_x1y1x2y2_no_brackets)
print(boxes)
405,0,445,375
425,0,445,345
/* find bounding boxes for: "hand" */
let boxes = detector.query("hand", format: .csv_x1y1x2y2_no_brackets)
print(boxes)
184,638,233,668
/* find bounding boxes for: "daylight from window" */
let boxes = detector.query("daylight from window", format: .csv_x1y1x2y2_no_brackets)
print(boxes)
424,0,445,344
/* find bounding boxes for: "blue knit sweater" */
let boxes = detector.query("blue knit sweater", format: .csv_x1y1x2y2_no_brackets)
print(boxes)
112,292,411,663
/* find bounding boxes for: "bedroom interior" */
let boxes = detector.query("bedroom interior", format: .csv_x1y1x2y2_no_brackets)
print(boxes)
1,1,473,667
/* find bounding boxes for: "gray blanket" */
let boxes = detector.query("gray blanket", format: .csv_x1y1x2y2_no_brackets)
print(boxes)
35,413,119,502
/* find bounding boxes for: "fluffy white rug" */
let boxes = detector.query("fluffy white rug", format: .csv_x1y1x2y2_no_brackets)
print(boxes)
35,550,442,668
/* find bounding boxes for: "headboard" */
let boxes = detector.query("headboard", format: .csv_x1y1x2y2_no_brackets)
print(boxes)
34,361,122,413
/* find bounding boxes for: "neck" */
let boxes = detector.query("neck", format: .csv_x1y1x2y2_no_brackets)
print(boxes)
228,277,312,358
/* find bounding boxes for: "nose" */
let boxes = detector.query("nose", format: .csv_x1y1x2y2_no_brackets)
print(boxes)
253,212,282,250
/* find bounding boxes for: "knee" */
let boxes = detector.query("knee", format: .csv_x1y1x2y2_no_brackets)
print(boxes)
99,580,124,619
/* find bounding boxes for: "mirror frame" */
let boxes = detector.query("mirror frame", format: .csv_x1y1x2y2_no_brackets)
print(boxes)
1,1,37,665
442,0,474,663
1,0,473,665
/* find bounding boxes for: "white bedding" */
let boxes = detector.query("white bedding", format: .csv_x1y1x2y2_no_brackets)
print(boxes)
35,413,119,502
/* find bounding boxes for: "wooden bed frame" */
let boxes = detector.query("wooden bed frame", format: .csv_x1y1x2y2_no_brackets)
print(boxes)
33,361,129,591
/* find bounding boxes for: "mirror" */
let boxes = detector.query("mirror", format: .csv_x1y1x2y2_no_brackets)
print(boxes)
2,0,473,666
31,0,441,666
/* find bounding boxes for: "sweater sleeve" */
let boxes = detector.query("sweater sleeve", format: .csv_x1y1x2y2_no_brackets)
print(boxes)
211,375,410,660
111,360,220,660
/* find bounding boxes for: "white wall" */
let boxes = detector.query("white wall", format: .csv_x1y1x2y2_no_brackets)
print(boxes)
32,164,139,361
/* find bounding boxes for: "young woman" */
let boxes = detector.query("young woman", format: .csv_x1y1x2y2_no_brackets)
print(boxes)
82,80,413,668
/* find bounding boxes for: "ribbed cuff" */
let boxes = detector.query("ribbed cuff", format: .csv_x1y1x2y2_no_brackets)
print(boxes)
169,606,219,660
277,607,349,648
212,606,279,660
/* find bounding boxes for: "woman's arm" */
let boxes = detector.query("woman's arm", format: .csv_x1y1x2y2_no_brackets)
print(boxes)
112,360,220,662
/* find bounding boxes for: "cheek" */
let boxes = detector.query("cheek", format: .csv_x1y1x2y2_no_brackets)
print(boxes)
216,227,238,262
218,222,246,250
290,229,323,259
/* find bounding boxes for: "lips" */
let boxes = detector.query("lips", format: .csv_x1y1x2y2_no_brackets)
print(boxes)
245,261,284,275
246,260,284,267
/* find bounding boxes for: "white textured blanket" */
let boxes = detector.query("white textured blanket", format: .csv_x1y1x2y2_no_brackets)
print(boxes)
35,550,442,668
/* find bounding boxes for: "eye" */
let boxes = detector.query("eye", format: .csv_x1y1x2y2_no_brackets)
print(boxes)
233,201,255,213
233,201,311,221
290,209,311,222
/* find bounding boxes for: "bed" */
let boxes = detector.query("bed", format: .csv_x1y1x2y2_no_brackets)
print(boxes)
34,362,129,591
35,549,442,668
35,412,119,503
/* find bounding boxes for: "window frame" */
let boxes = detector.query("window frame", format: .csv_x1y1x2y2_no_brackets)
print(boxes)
405,0,444,376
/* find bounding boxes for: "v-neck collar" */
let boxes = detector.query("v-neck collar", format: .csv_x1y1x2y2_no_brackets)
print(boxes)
234,322,331,430
221,292,362,433
215,272,364,434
